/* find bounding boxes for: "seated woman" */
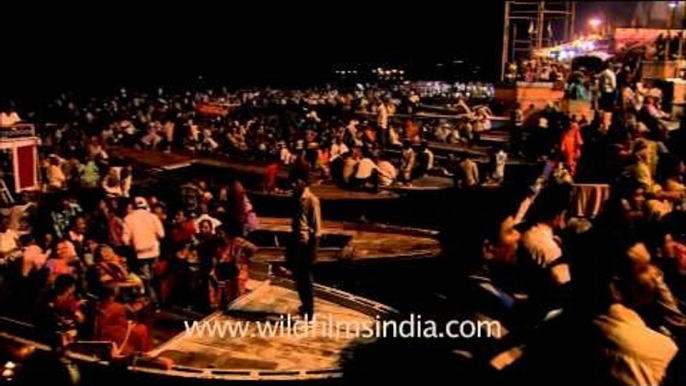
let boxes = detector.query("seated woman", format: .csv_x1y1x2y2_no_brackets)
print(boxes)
90,245,143,298
46,240,80,283
210,225,257,310
94,286,152,358
37,274,86,347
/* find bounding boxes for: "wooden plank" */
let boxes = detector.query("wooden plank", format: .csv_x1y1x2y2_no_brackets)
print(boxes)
150,281,377,372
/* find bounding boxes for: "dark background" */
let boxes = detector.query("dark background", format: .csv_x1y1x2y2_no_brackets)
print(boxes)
2,1,642,97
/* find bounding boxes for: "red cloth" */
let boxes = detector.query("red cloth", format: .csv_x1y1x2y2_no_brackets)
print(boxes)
561,124,583,176
264,163,279,192
16,145,36,190
170,220,196,244
96,301,151,355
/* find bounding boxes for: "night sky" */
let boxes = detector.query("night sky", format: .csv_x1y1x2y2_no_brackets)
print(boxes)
4,2,504,95
3,1,638,97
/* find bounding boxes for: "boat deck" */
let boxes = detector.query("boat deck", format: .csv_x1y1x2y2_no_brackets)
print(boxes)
148,278,378,372
252,217,441,263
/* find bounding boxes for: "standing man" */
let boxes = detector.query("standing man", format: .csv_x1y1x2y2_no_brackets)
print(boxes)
123,197,165,307
598,63,617,112
510,103,524,156
376,98,390,146
289,168,321,319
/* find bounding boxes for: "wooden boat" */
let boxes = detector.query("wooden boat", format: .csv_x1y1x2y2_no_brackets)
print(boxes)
111,148,401,202
195,102,240,118
0,270,397,384
249,217,442,264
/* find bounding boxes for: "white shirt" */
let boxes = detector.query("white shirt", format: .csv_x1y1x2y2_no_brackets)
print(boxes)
460,159,480,187
0,112,21,126
355,158,379,179
330,143,349,160
521,223,570,284
194,214,222,234
122,209,165,259
378,161,398,186
521,223,562,266
493,150,507,180
280,147,293,165
592,304,677,386
423,149,435,171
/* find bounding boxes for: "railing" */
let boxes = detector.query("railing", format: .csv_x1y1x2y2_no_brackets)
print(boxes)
0,123,36,139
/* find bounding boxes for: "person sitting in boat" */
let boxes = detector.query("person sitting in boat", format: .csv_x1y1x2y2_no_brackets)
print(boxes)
434,124,451,143
457,154,480,188
455,97,472,117
89,245,143,299
37,274,86,347
94,286,152,357
169,209,197,245
193,203,222,234
46,239,80,284
330,137,349,162
0,213,21,264
400,140,416,183
341,149,360,188
263,156,282,194
222,180,258,237
210,225,257,310
488,147,507,186
472,106,492,135
352,152,395,191
378,157,399,188
388,124,402,147
456,116,474,144
227,126,248,152
20,234,49,278
412,141,434,179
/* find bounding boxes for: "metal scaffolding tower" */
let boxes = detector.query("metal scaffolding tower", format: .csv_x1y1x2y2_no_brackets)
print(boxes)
501,1,576,80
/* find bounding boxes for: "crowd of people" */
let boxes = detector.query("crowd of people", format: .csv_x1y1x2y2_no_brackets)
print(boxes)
3,46,686,384
436,55,686,384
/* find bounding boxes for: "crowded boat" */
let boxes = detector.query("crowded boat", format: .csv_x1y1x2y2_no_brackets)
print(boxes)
3,3,686,385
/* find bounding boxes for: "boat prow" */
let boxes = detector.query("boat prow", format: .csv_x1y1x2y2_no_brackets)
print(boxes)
0,272,397,384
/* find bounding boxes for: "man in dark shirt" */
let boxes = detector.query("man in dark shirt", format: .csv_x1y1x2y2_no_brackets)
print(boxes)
288,168,321,319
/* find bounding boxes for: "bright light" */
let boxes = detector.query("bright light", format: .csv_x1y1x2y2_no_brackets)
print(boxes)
669,2,678,9
4,362,15,370
588,18,602,28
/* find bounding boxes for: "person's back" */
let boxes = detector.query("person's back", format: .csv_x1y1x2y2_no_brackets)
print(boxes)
459,158,479,187
592,304,677,386
123,209,164,259
342,156,358,184
378,160,398,187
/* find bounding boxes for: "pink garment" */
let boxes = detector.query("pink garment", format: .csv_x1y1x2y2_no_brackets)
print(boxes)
22,245,48,276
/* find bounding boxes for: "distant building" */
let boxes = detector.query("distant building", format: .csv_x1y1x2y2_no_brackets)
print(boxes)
630,1,685,28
